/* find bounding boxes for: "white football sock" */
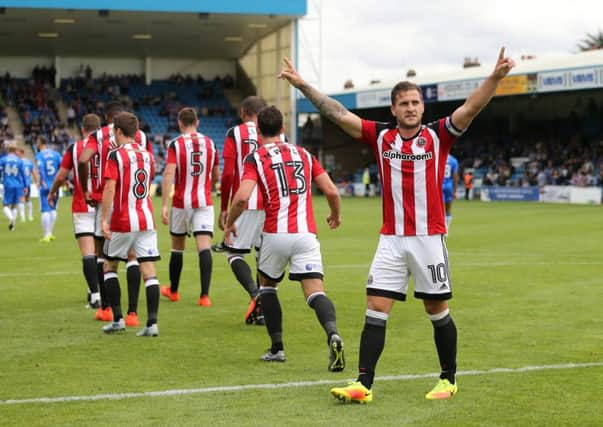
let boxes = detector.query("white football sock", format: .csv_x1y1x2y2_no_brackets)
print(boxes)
90,292,101,304
26,201,33,219
18,203,25,221
3,206,13,221
41,212,51,238
49,210,57,235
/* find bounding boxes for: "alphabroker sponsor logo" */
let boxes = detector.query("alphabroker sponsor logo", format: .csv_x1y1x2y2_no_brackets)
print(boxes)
383,150,433,162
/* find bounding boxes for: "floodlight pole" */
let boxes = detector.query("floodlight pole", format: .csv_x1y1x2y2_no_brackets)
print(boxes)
54,56,61,88
145,57,152,86
293,0,323,147
290,19,298,146
317,0,323,90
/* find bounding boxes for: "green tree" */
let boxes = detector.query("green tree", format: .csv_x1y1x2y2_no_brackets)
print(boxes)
578,30,603,51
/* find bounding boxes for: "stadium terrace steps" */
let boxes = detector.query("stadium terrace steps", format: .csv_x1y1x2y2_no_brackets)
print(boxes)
56,100,82,140
5,106,24,143
223,89,244,110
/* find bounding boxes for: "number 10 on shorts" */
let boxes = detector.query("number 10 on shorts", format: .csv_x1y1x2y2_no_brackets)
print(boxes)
427,263,448,284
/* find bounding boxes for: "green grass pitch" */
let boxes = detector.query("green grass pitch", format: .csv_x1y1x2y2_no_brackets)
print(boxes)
1,196,602,426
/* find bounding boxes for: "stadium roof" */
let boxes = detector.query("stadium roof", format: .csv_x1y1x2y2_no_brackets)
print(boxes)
0,1,306,58
0,1,307,15
297,49,603,113
366,49,603,88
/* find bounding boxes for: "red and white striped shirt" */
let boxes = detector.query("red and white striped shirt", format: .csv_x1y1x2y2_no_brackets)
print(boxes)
222,121,263,210
166,132,218,209
103,143,155,232
60,137,95,214
87,124,150,201
243,141,325,234
360,117,462,236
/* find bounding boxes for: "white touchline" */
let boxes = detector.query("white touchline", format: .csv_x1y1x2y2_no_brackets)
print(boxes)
2,361,602,405
0,266,228,278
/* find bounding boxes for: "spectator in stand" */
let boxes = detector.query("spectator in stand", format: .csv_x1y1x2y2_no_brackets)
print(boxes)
464,171,473,200
362,166,371,197
67,105,77,127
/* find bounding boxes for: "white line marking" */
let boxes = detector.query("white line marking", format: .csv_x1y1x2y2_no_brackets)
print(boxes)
2,361,601,405
457,261,603,267
326,260,603,270
0,266,228,278
0,271,68,277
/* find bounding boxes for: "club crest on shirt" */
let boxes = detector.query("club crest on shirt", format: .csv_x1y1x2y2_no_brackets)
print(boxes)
416,137,427,147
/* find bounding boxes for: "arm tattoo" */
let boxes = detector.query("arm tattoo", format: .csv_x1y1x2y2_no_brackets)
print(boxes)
299,82,349,123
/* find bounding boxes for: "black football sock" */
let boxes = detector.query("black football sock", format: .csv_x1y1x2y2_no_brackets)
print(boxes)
97,258,109,309
126,261,141,314
169,250,183,293
430,311,457,384
253,248,261,298
259,287,283,353
144,277,160,327
254,274,260,298
307,292,337,342
198,249,212,297
357,312,388,389
104,272,122,321
82,255,99,294
229,256,258,298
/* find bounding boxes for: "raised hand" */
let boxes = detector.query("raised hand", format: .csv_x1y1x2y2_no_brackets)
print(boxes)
278,57,304,88
492,47,516,80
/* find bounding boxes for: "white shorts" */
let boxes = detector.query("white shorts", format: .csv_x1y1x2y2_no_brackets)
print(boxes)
367,234,452,301
94,205,112,239
226,210,265,253
170,206,215,236
257,232,324,282
73,211,96,238
103,230,161,262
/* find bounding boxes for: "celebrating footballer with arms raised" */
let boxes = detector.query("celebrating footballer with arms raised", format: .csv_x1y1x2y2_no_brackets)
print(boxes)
279,48,515,402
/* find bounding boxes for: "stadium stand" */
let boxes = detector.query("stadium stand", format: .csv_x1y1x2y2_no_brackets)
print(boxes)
59,72,237,155
0,103,14,156
0,75,64,149
2,64,602,194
